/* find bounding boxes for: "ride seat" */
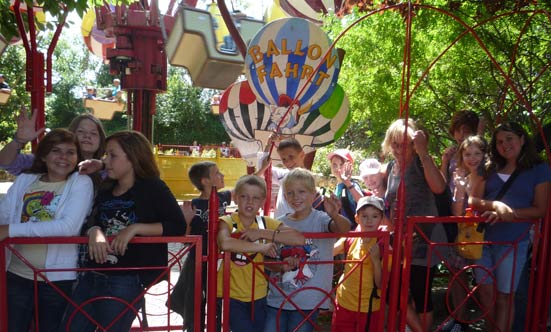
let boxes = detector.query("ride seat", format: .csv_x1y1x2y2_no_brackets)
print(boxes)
165,7,264,90
0,90,10,105
84,98,125,120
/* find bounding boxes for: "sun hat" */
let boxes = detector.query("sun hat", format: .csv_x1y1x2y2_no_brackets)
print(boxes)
327,149,353,164
359,158,381,177
356,195,384,213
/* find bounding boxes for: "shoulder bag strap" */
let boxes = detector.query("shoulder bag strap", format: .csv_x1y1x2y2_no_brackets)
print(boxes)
495,168,521,201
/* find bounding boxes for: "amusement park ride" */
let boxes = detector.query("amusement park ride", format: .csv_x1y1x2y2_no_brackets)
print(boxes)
2,1,551,331
2,0,352,195
3,0,351,137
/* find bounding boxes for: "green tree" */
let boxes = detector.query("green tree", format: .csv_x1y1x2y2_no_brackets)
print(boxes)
154,66,229,145
323,1,551,158
1,0,135,40
0,46,28,142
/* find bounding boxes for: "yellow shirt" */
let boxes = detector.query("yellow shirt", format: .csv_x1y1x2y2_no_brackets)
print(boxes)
336,237,391,312
216,213,281,302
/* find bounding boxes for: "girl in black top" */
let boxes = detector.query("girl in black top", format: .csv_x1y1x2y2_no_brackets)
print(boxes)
61,131,186,332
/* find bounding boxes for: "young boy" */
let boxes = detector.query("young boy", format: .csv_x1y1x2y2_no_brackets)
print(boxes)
171,161,230,331
264,168,351,332
217,175,304,332
256,137,306,218
327,148,364,222
332,196,388,332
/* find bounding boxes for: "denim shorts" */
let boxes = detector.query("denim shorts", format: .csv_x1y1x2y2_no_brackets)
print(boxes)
474,240,529,294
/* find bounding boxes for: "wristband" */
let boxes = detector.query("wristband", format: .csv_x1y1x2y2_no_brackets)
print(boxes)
13,134,28,146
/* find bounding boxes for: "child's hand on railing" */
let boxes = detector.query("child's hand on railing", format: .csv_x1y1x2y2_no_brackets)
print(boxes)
259,242,278,258
88,227,113,264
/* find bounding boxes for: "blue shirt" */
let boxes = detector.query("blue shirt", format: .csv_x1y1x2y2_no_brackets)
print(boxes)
484,162,551,242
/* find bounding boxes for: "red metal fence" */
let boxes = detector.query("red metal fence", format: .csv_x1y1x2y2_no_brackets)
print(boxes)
0,215,549,331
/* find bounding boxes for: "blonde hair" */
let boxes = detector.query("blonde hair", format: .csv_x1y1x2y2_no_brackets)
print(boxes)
282,168,316,193
234,175,267,198
381,118,417,156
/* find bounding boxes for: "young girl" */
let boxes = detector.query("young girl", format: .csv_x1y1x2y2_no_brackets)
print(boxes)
332,196,388,332
0,129,94,332
452,135,488,216
0,111,106,175
469,122,551,332
61,131,186,332
217,175,304,332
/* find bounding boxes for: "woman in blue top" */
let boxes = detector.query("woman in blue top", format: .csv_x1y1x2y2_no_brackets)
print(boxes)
469,122,551,332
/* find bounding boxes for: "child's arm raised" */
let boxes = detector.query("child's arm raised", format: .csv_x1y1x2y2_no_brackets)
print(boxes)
324,194,352,233
218,221,278,258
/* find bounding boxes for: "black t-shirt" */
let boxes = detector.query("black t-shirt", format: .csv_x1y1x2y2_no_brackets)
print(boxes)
190,190,231,255
85,177,186,286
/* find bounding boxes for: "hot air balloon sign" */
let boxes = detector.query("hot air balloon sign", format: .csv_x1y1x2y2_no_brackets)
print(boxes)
220,18,350,166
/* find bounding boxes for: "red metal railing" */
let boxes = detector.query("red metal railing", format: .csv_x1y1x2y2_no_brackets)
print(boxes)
0,236,202,332
1,215,549,332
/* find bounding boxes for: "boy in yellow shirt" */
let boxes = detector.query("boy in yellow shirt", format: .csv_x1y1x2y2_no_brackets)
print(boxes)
332,196,389,332
217,175,304,332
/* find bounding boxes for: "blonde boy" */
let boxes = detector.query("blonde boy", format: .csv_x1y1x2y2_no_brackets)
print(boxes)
217,175,304,332
332,196,388,332
264,168,351,332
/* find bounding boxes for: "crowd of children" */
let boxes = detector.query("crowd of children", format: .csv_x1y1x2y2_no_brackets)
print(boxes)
0,106,549,332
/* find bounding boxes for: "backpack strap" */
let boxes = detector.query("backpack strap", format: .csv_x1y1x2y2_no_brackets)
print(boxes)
256,215,266,230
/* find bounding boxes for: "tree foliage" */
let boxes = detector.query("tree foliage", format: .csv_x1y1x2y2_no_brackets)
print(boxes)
323,1,551,160
0,46,28,142
153,66,229,146
0,0,135,41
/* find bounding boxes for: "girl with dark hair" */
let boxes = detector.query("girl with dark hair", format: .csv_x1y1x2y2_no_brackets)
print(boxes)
469,122,551,332
61,130,186,332
0,129,94,332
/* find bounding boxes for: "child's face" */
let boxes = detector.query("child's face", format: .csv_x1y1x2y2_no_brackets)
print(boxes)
75,118,101,158
208,166,225,189
356,206,383,232
330,156,347,177
104,140,134,183
461,144,484,174
43,142,78,182
362,173,383,190
278,147,304,170
453,125,474,144
284,180,315,214
235,184,265,219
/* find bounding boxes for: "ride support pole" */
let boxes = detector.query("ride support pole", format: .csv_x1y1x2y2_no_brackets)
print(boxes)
207,186,219,331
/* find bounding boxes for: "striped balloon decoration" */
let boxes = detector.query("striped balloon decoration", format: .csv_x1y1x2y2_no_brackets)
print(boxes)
219,80,350,166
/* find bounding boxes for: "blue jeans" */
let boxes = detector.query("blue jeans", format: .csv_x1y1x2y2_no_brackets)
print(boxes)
59,272,144,332
475,241,529,293
223,297,266,332
264,306,319,332
7,272,74,332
